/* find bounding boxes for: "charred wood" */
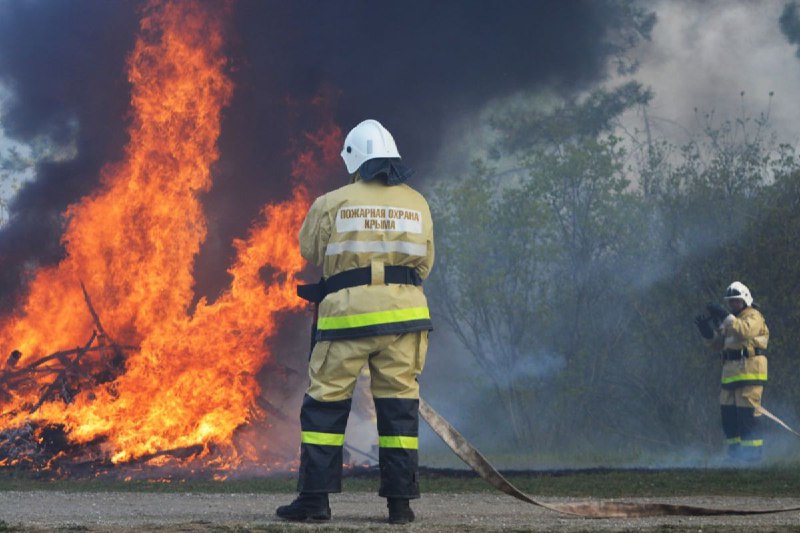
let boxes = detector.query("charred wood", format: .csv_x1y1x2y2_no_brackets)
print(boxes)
5,350,21,369
29,331,96,414
122,444,206,466
0,283,139,409
0,345,138,382
80,281,127,380
255,396,291,422
0,421,109,474
80,281,112,343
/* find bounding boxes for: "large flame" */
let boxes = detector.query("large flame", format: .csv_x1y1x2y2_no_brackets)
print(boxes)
0,0,341,469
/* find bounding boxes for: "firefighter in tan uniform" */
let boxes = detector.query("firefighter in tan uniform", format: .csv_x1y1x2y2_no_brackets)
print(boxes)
695,281,768,462
277,119,433,524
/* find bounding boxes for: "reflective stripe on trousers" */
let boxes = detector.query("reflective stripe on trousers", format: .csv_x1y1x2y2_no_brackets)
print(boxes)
720,385,764,459
297,394,420,498
376,397,420,498
298,331,427,497
298,395,351,493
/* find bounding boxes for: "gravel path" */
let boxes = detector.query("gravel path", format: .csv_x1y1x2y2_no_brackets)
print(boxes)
1,492,800,531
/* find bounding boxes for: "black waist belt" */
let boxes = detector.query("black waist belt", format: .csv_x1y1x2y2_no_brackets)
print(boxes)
297,265,422,303
723,347,767,360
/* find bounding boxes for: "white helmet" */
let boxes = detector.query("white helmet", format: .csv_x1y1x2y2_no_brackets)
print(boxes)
340,119,400,174
724,281,753,307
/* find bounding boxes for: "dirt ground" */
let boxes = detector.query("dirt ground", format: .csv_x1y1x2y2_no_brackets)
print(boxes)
2,492,800,532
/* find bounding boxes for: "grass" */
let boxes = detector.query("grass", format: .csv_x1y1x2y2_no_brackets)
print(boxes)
1,464,800,497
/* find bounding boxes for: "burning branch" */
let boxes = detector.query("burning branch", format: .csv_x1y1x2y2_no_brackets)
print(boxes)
1,346,136,381
4,350,21,370
121,444,206,467
0,282,145,441
0,345,139,394
0,281,139,414
29,331,97,414
0,294,138,471
80,281,112,343
80,281,127,381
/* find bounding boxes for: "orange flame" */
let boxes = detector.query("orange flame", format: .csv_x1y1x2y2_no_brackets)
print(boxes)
0,0,342,469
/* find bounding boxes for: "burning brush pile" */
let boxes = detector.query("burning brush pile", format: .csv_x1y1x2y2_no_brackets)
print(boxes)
0,0,340,477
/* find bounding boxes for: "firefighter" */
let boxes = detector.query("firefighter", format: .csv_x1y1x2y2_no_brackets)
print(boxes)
694,281,769,462
276,119,434,524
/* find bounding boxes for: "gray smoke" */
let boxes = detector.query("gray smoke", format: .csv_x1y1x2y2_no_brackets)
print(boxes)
616,0,800,147
417,0,800,469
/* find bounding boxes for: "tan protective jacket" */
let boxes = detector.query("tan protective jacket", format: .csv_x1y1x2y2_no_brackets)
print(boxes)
706,306,769,389
299,178,434,340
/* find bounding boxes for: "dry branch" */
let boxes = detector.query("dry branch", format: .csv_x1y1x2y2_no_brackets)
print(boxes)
80,281,112,343
80,281,128,381
0,345,139,387
123,444,206,466
29,331,97,414
256,396,291,422
4,350,21,369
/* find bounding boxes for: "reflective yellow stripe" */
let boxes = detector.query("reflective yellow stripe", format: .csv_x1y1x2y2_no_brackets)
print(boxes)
301,431,345,446
379,436,419,449
721,373,767,385
741,439,764,447
317,307,430,330
725,437,741,445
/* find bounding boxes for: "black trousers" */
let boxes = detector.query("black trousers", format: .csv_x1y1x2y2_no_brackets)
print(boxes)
297,394,420,498
720,384,764,460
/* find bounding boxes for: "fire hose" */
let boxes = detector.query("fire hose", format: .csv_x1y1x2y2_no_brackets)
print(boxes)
419,397,800,518
299,294,800,517
757,405,800,438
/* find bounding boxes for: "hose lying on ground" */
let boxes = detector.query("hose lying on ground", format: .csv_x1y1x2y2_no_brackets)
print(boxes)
419,397,800,518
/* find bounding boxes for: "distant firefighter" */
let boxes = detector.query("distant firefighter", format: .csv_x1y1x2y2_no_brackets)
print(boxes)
695,281,769,463
278,119,434,524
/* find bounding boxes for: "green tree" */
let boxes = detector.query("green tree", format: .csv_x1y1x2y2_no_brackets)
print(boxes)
622,100,788,455
428,89,800,461
739,145,800,427
428,84,651,449
428,161,554,444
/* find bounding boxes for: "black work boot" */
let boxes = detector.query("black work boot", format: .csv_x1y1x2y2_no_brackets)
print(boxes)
387,497,415,524
276,493,331,521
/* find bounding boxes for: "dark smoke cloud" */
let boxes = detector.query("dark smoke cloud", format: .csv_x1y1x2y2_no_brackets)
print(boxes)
0,0,138,310
0,0,647,307
226,0,643,167
780,1,800,57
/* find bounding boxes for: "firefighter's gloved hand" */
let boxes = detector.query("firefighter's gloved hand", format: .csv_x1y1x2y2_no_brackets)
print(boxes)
694,315,714,339
706,302,730,322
